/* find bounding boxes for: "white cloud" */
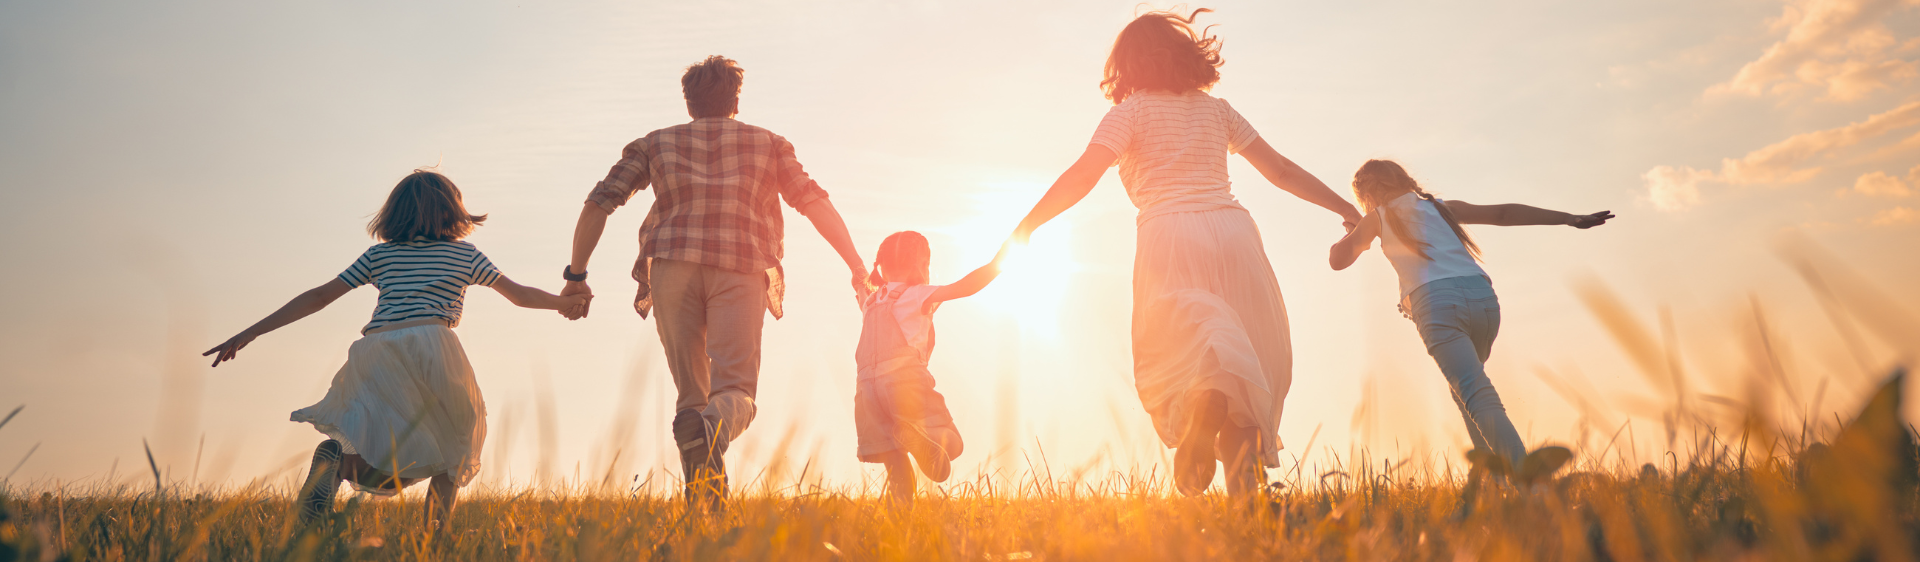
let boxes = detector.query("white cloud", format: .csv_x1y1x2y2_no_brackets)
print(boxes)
1643,165,1711,211
1869,205,1919,225
1643,100,1920,210
1852,169,1913,196
1710,0,1920,101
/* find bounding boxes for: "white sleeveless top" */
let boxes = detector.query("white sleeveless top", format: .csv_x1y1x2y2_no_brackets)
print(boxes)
1377,192,1487,298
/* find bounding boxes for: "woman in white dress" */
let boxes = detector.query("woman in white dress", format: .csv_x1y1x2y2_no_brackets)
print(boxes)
1009,8,1361,496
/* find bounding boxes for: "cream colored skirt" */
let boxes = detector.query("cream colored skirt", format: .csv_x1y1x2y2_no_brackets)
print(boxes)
291,323,486,489
1132,208,1291,468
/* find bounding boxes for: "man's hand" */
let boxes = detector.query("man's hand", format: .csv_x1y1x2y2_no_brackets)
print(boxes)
850,265,873,300
1568,211,1615,229
560,280,594,319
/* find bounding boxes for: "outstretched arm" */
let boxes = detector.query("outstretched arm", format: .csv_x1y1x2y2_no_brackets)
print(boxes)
1329,212,1382,271
203,279,353,366
797,198,869,296
561,202,610,319
491,276,590,311
928,243,1013,304
1012,145,1116,243
1239,137,1363,225
1443,201,1614,228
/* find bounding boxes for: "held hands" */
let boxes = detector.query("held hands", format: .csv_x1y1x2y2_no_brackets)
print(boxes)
851,264,873,301
202,331,258,367
1568,211,1616,229
560,280,593,320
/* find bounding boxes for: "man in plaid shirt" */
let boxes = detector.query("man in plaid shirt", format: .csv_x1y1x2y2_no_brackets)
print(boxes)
560,55,867,504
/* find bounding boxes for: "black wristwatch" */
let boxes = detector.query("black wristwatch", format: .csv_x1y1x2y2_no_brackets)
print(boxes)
562,266,588,282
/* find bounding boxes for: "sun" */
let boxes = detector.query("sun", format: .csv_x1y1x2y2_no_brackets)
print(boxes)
932,191,1080,337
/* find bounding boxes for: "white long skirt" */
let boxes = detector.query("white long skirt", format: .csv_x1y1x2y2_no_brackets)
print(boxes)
1132,208,1291,468
290,324,487,488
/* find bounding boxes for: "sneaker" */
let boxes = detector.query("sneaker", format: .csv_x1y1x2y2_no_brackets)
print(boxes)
672,410,727,504
297,440,343,524
897,424,952,483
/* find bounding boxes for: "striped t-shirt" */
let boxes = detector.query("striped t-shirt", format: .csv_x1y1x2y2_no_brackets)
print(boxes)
338,239,504,334
1088,90,1260,219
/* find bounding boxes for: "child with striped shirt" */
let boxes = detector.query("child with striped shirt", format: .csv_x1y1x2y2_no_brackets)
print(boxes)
203,170,586,535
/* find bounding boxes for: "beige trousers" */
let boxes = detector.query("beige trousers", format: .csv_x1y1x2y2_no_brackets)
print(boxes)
649,259,765,444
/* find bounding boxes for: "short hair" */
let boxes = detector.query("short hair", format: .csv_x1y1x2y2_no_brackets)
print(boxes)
1101,9,1224,104
682,56,744,118
367,170,487,242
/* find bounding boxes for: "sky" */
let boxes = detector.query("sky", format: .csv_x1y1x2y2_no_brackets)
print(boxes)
1,0,1917,494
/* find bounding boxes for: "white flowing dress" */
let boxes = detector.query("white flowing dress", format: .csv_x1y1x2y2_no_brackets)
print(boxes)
290,239,498,491
1090,90,1290,467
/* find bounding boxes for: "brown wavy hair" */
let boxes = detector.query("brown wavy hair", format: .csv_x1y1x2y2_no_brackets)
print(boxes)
1351,159,1481,261
367,170,487,242
1101,8,1224,104
683,55,744,118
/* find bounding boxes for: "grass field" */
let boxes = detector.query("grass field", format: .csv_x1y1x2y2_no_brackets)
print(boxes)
4,244,1915,561
4,387,1918,562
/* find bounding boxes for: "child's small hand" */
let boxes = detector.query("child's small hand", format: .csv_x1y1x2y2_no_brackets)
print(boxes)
562,293,592,310
1568,211,1615,229
203,331,258,367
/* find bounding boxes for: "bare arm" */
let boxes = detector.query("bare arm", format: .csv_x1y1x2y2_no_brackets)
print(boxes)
202,279,353,366
560,202,610,318
1443,201,1615,228
928,243,1013,304
1012,145,1117,243
1239,137,1363,225
491,276,589,311
1329,212,1382,271
797,198,869,296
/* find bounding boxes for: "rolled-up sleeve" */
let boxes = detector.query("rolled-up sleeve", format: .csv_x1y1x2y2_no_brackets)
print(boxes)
585,137,653,214
772,136,829,210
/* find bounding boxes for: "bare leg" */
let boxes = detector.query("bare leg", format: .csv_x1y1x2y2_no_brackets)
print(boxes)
1217,424,1265,497
424,473,457,538
1174,390,1229,496
880,451,915,507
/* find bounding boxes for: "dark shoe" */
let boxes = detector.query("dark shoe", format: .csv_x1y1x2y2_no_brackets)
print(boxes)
298,440,343,524
672,410,727,504
1517,446,1574,486
1174,392,1228,496
898,424,952,483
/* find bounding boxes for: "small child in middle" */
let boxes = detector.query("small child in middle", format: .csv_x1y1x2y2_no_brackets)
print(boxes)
855,231,1007,502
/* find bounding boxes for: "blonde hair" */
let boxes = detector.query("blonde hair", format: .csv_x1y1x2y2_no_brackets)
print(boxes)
1351,159,1480,261
868,231,931,287
367,170,487,242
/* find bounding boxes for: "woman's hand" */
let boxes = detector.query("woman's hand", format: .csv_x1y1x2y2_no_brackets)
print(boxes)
203,331,258,367
1568,211,1615,229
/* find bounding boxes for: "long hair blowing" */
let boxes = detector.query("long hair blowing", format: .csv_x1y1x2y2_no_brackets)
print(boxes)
1350,159,1480,261
1101,8,1224,104
367,170,487,242
868,231,931,287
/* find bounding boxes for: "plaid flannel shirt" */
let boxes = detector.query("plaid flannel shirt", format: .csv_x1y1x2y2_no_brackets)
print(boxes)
585,117,830,319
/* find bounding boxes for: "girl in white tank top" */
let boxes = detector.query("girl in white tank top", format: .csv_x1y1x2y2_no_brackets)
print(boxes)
1328,159,1613,481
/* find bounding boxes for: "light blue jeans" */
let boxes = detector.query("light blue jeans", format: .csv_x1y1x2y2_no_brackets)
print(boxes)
1407,276,1525,471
